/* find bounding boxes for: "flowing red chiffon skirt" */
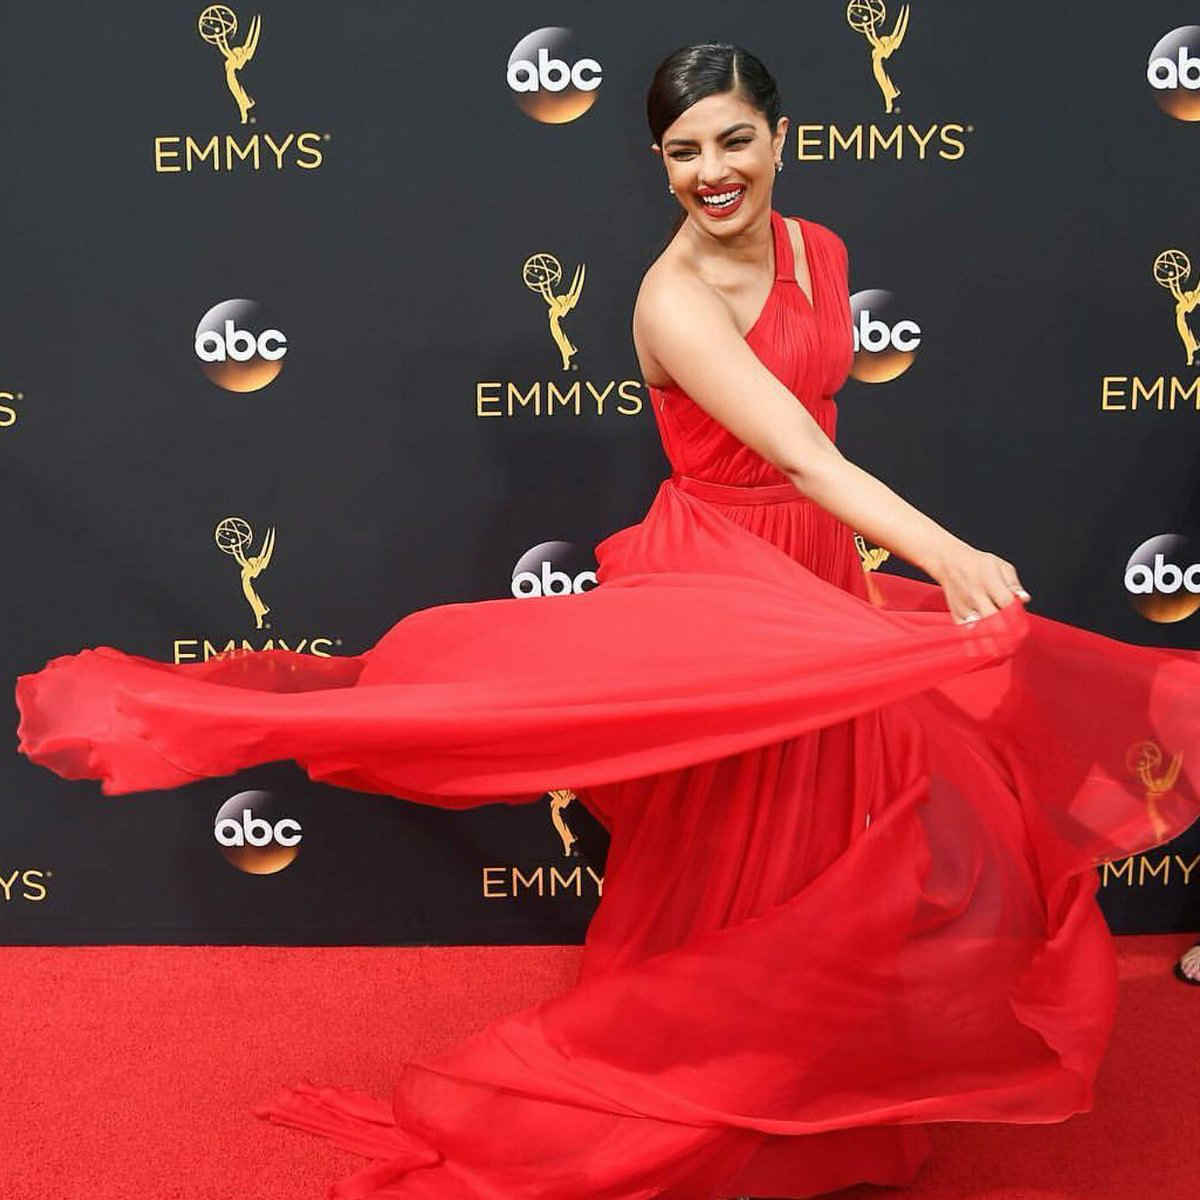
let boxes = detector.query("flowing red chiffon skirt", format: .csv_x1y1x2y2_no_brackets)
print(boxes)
15,212,1200,1199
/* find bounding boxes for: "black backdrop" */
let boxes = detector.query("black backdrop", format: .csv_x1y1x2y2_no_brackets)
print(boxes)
3,1,1198,942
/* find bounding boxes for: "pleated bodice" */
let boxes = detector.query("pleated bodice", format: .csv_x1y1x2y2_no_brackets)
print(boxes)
648,208,855,486
646,209,862,591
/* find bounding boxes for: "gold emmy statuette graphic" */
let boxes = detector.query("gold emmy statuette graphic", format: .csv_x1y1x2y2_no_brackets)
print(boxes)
215,516,275,629
198,5,262,124
1125,738,1183,842
547,788,579,857
1153,248,1200,367
847,0,910,114
523,251,586,371
854,532,892,571
854,532,892,607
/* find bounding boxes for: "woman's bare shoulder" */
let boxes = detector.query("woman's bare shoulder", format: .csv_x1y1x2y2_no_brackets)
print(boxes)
633,256,715,386
635,253,705,321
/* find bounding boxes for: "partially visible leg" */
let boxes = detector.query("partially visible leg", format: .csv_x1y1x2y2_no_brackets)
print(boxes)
1176,942,1200,984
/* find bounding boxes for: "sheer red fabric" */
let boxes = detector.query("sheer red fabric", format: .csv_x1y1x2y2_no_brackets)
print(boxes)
15,211,1200,1199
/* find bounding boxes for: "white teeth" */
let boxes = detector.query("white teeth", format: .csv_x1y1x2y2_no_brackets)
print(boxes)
700,188,744,207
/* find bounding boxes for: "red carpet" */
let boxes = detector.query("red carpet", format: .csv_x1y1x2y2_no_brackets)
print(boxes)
2,935,1194,1199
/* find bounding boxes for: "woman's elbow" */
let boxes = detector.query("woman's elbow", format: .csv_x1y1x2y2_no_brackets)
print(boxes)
773,435,843,485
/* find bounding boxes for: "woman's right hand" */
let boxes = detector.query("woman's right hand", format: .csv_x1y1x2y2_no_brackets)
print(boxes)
928,541,1031,625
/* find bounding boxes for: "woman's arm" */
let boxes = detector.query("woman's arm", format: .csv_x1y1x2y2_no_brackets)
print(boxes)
634,271,1029,622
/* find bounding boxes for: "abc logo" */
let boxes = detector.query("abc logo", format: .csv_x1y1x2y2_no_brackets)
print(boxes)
849,289,921,383
1124,533,1200,623
213,790,302,874
195,299,287,392
507,27,602,123
512,540,598,597
1147,27,1200,120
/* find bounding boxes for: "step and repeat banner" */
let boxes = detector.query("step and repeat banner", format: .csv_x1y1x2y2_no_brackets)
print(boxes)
2,2,1198,942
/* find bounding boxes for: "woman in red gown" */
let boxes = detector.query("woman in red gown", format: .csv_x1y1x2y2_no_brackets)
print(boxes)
15,43,1200,1200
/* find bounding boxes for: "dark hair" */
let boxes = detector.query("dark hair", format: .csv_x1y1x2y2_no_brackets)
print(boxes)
646,44,783,246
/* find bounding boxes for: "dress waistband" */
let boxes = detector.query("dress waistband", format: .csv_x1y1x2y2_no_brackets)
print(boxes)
670,472,811,506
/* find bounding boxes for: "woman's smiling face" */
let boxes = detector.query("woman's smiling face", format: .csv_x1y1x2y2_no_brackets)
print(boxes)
654,90,787,231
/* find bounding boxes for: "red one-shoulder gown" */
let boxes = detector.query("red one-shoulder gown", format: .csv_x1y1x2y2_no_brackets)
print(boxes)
15,210,1200,1199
